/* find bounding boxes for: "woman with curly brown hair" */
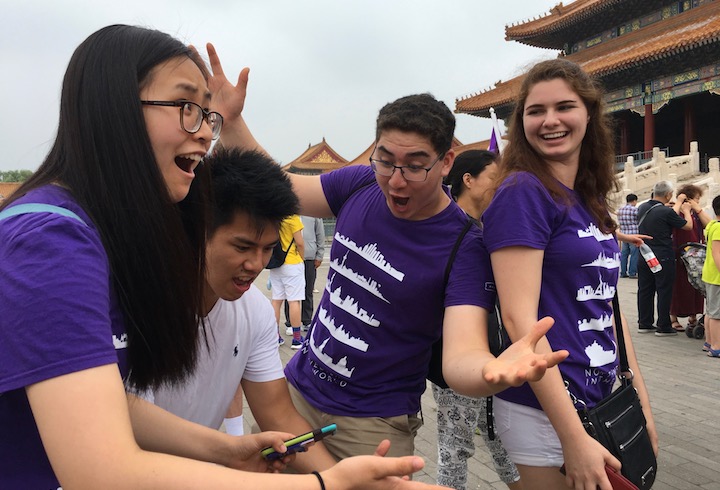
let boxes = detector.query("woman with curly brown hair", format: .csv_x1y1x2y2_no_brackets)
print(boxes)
483,58,658,489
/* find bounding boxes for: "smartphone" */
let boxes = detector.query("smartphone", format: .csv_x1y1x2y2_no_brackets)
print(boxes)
260,424,337,460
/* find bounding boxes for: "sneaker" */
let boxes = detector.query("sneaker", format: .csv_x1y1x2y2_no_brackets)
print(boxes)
637,326,655,334
655,329,678,337
291,337,305,350
301,324,310,332
278,337,285,345
285,326,293,336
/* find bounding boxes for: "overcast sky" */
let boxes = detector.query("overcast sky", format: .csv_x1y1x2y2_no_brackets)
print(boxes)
1,0,562,172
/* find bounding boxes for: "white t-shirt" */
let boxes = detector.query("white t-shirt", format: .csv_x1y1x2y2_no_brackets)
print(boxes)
147,284,284,429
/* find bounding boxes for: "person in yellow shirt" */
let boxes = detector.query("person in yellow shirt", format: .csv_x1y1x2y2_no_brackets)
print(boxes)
269,215,305,348
702,196,720,357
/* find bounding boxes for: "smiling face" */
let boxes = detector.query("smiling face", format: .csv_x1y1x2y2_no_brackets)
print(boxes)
204,212,279,313
140,56,213,203
522,78,589,170
373,129,453,221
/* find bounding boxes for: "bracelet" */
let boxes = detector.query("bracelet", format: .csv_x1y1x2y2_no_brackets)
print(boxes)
311,471,326,490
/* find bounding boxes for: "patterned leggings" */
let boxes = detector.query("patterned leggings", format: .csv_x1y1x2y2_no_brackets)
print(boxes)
432,383,520,490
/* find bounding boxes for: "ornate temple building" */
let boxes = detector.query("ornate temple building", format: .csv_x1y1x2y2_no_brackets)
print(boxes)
284,137,473,176
283,137,348,175
455,0,720,161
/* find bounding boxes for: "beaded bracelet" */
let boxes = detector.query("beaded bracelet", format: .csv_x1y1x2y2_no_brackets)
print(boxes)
311,471,326,490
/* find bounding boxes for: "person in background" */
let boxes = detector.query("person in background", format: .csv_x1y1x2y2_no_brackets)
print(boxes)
702,195,720,357
285,215,325,331
670,184,711,332
637,180,693,336
0,24,454,490
483,58,657,490
146,148,337,472
435,149,522,490
270,215,305,348
617,193,640,278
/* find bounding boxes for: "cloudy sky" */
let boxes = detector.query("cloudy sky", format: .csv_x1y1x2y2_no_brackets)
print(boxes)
1,0,562,172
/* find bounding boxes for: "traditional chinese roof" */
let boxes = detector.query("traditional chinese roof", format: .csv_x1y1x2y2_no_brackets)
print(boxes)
0,182,22,200
343,137,467,167
505,0,657,50
456,2,720,118
284,137,348,174
454,139,498,155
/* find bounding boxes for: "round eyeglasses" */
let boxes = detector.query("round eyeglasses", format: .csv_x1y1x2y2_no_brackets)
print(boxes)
141,100,223,140
369,152,445,182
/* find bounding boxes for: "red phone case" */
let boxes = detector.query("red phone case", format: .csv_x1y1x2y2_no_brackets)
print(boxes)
559,464,639,490
605,465,639,490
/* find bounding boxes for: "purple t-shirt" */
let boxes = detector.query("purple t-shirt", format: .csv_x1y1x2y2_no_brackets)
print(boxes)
0,185,128,489
483,172,619,410
285,165,494,417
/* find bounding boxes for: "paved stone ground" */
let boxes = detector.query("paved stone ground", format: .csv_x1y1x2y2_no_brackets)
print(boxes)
246,264,720,489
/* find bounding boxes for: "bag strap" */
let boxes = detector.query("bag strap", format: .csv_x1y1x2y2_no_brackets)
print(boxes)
0,203,87,226
566,292,631,409
612,292,631,378
284,236,295,254
637,202,662,228
443,217,477,284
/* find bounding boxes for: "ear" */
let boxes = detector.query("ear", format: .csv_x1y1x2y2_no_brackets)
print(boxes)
463,172,473,188
440,149,455,177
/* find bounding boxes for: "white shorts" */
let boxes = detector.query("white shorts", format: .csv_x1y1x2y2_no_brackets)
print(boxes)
492,397,564,467
269,263,305,301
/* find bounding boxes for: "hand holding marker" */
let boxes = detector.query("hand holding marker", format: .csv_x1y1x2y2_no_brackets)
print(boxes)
261,424,337,460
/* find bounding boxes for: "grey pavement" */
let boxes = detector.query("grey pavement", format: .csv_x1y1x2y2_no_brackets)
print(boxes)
247,264,720,489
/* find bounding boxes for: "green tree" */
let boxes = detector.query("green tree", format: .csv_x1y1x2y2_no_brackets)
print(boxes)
0,170,33,182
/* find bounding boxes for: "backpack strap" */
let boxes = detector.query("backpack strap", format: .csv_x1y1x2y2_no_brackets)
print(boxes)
443,217,477,284
0,203,87,226
428,217,478,389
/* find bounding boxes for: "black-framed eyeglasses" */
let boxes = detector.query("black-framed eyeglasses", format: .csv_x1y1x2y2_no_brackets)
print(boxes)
141,100,223,140
369,149,445,182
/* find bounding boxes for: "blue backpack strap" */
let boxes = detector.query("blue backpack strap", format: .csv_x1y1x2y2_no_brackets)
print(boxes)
0,203,87,226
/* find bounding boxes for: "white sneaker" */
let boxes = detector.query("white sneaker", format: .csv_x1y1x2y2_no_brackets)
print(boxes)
285,326,293,336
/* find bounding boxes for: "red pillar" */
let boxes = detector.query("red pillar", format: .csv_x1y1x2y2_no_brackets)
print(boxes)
684,98,695,153
644,104,655,152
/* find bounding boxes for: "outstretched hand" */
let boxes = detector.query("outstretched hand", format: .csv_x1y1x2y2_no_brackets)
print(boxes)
324,455,447,490
225,431,298,473
204,43,249,123
482,317,568,386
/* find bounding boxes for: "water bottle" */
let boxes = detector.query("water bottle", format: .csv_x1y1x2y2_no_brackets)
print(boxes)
639,243,662,273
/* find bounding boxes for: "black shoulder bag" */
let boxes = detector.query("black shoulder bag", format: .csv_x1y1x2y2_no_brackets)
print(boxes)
266,237,295,270
574,293,657,490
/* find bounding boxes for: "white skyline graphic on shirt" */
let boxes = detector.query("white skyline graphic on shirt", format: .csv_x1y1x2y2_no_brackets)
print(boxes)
329,252,390,303
577,223,614,242
581,252,620,269
576,279,616,301
318,306,369,352
577,313,613,332
585,340,617,367
334,232,405,281
309,327,356,377
325,274,380,327
113,333,128,349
